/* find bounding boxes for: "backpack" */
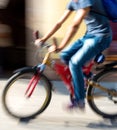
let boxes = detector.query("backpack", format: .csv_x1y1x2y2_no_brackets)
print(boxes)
102,0,117,22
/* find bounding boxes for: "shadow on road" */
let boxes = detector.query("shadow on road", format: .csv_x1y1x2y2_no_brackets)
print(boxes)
87,118,117,129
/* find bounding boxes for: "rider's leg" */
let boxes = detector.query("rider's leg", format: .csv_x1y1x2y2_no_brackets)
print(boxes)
60,34,111,109
69,34,112,106
60,39,83,65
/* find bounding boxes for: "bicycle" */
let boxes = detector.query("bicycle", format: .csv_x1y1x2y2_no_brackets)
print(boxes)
2,31,117,121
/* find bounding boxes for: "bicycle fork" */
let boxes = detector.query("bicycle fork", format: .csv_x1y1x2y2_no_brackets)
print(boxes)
25,74,40,98
25,63,46,98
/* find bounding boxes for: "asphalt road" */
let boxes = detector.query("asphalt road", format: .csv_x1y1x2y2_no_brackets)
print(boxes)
0,79,117,130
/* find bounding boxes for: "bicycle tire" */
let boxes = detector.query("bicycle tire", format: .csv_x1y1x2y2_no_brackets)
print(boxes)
2,70,52,120
87,68,117,119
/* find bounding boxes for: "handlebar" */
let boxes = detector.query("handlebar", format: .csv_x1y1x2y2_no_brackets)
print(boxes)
33,30,58,65
33,30,58,49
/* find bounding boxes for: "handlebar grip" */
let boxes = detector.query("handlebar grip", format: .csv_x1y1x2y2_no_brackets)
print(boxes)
33,30,39,40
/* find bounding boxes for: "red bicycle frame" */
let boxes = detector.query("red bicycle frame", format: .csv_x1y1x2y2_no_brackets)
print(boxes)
25,59,94,98
54,60,94,97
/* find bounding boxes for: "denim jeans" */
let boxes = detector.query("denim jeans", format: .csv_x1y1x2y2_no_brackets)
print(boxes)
60,34,112,102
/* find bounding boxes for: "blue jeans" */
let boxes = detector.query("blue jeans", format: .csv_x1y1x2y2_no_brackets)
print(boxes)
60,34,112,102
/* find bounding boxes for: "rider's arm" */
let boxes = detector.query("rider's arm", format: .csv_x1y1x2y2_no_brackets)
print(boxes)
42,10,72,41
35,10,72,46
57,7,90,51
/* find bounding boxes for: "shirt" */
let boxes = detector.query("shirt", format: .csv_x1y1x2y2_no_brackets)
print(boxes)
66,0,112,36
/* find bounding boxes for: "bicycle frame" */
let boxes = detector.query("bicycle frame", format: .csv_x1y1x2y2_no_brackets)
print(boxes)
25,51,95,98
53,59,95,97
25,48,117,99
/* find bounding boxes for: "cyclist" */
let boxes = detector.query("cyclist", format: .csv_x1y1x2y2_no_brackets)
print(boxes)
35,0,112,110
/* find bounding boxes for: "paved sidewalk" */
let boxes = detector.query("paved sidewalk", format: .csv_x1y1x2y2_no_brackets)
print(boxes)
0,79,110,120
0,78,117,130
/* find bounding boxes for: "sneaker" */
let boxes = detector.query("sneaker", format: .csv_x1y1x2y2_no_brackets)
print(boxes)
77,100,85,111
67,99,85,110
67,99,78,109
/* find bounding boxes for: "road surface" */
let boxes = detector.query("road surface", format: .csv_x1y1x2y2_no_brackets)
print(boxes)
0,79,117,130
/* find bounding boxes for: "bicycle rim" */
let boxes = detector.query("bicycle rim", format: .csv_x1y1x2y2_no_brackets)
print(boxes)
2,71,52,119
87,68,117,118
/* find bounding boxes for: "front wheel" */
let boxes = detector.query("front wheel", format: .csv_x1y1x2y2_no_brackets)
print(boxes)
87,68,117,119
2,70,52,120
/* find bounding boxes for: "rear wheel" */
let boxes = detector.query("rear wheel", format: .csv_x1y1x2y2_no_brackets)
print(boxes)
87,68,117,119
2,70,52,119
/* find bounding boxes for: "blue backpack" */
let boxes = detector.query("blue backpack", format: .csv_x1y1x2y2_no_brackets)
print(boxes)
102,0,117,22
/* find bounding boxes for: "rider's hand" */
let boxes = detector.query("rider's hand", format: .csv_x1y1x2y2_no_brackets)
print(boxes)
34,39,44,47
48,45,62,53
48,44,57,53
48,37,62,53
